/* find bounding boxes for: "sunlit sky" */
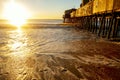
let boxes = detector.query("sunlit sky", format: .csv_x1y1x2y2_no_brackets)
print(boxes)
0,0,81,19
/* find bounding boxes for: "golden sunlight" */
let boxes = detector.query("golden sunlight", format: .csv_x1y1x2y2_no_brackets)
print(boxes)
8,29,29,57
3,0,30,28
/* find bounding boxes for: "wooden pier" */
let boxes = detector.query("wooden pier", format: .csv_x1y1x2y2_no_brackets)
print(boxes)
63,0,120,40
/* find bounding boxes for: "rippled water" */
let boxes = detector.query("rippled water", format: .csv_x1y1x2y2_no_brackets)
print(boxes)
0,24,99,80
0,25,96,55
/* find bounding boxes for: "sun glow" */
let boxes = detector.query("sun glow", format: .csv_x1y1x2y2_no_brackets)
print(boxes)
3,0,30,28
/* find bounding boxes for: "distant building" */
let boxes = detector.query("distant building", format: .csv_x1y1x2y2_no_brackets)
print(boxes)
63,8,76,23
63,8,76,18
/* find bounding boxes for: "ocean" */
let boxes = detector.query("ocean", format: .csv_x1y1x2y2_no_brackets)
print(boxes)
0,19,98,58
0,19,63,25
0,19,120,80
0,19,96,54
27,19,63,24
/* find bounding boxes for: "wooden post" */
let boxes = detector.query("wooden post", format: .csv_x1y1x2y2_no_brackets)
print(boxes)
88,17,91,31
105,18,109,37
85,17,89,29
102,17,106,37
107,16,114,39
98,16,104,37
84,17,86,29
114,19,120,38
95,16,98,33
112,17,118,38
91,17,94,32
92,17,95,33
83,17,86,29
90,16,93,32
80,18,82,28
81,17,84,28
86,17,90,30
63,18,65,23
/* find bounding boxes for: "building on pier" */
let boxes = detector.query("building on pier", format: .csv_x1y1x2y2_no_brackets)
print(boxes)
63,8,76,23
63,0,120,40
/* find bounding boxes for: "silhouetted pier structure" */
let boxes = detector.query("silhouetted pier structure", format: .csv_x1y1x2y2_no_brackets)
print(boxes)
63,0,120,40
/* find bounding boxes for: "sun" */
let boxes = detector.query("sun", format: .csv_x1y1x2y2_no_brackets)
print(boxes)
3,0,30,28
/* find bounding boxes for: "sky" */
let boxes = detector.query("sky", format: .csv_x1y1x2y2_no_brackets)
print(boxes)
0,0,81,19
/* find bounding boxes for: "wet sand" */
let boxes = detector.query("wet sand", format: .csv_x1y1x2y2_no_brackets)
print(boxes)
0,25,120,80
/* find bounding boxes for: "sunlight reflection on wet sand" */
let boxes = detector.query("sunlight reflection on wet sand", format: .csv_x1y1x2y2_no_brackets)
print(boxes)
8,28,30,57
5,28,34,80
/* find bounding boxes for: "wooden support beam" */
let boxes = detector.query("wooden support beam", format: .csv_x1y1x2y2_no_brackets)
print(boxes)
102,17,106,37
81,18,83,28
115,19,120,38
92,17,95,33
95,16,98,34
107,16,114,39
98,16,104,36
105,18,109,37
87,17,91,30
112,17,118,38
86,17,90,30
83,17,86,28
89,17,93,32
80,18,82,28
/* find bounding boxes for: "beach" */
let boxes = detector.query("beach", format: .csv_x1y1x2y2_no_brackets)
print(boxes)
0,20,120,80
